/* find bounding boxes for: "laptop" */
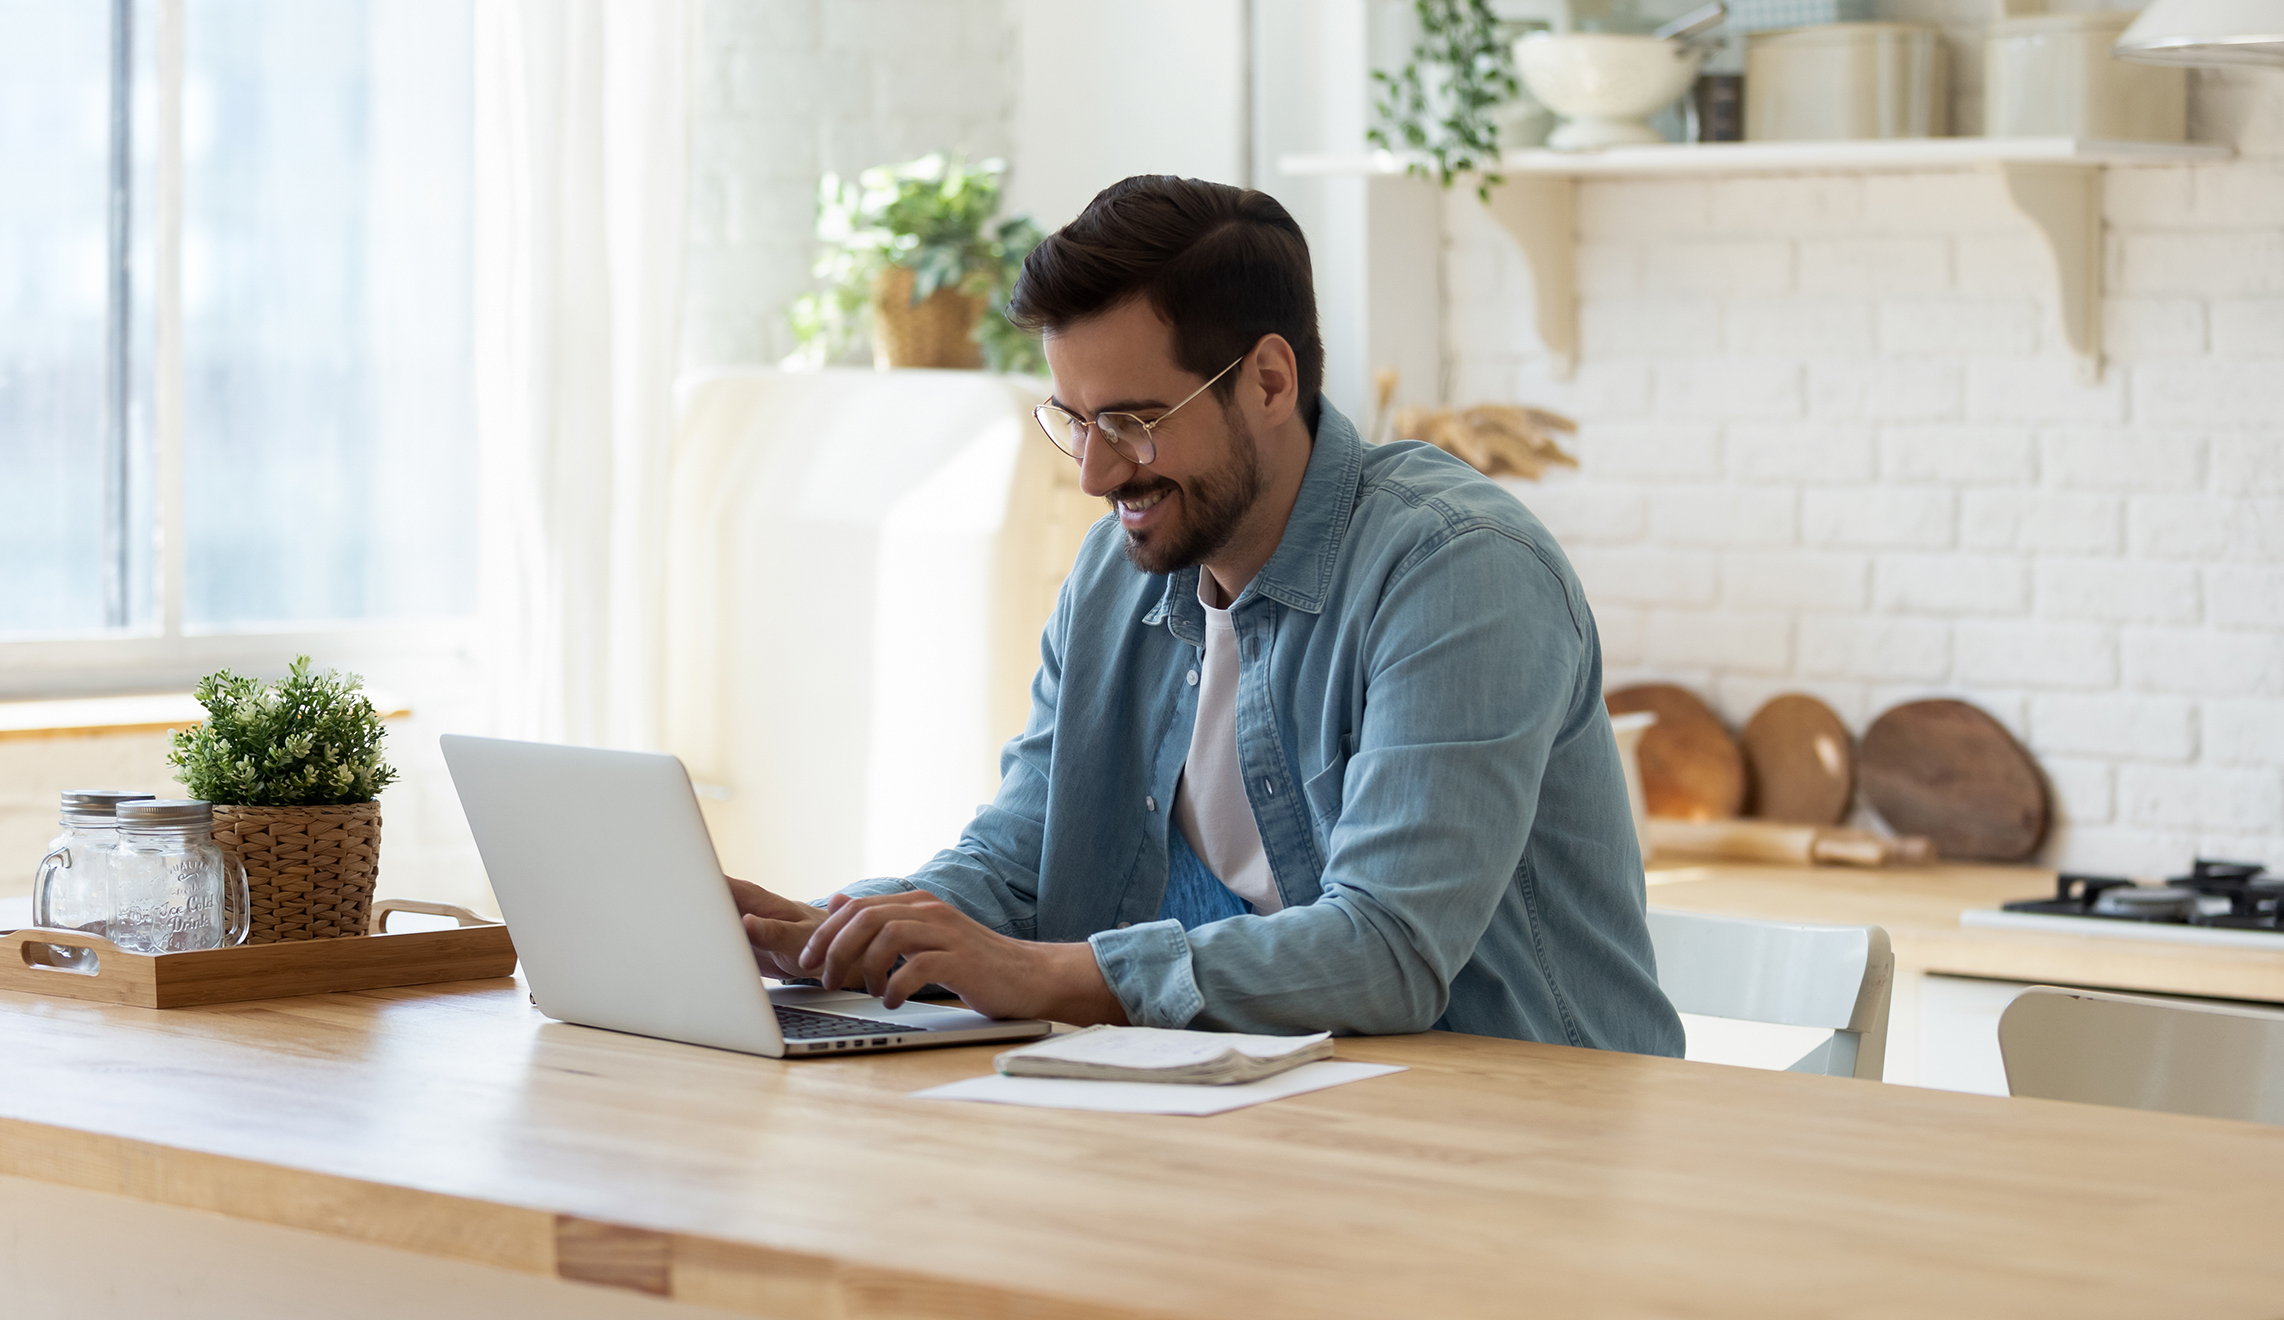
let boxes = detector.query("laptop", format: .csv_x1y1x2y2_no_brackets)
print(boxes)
440,734,1050,1058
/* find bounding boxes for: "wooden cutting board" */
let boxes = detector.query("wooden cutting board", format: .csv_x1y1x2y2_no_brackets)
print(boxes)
1859,699,2049,861
1646,818,1933,868
1605,684,1744,820
1741,693,1854,825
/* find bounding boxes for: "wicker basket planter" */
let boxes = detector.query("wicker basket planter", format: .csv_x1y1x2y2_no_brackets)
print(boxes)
871,265,983,370
212,802,382,943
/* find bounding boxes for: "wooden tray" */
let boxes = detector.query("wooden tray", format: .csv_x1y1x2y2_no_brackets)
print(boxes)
0,900,517,1009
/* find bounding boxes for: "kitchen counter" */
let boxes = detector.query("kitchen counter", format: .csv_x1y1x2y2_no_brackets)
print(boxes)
5,978,2284,1317
1647,857,2284,1003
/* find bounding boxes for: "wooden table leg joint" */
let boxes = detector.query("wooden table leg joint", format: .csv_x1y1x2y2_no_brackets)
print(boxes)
555,1214,673,1297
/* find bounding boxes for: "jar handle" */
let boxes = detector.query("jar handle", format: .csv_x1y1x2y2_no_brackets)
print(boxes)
222,851,251,947
31,846,69,929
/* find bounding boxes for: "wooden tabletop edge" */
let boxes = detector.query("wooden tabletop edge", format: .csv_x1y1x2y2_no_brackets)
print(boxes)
0,1111,1181,1320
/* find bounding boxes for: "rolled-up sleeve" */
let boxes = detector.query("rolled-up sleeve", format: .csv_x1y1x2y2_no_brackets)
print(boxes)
1087,919,1204,1027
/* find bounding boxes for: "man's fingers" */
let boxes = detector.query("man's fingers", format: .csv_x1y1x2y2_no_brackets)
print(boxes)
743,913,809,953
856,926,911,999
818,901,951,994
740,915,810,978
881,950,953,1009
817,903,905,992
793,891,967,997
802,892,926,969
800,893,877,968
854,918,947,999
727,876,819,925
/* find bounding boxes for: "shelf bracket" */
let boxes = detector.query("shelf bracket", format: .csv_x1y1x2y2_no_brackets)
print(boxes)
1482,176,1578,381
1995,163,2103,383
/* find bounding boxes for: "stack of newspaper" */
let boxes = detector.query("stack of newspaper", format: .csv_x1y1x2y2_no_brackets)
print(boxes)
993,1025,1334,1086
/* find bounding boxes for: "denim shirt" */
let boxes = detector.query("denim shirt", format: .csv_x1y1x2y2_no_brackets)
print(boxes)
842,397,1683,1055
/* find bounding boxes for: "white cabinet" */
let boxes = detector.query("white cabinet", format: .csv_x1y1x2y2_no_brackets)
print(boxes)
663,369,1093,900
1888,971,2276,1097
1909,973,2026,1096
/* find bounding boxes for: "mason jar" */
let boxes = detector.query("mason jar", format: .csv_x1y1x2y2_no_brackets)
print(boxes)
31,789,158,970
108,799,251,954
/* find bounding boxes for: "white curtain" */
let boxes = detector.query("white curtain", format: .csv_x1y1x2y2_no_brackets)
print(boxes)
472,0,692,749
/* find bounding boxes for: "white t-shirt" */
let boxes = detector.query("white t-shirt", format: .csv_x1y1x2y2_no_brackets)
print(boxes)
1171,580,1283,914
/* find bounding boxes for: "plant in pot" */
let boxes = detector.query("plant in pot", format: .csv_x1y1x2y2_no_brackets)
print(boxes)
1369,0,1525,200
785,152,1046,374
167,656,399,943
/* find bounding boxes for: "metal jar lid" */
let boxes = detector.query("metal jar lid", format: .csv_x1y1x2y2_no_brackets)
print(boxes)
114,798,216,836
60,789,157,827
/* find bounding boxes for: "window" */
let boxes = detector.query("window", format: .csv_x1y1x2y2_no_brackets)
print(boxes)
1,0,476,650
0,0,145,634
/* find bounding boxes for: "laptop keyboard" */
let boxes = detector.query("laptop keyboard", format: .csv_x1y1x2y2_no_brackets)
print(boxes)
775,1005,915,1039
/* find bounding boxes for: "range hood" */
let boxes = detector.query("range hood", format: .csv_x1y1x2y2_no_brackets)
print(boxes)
2115,0,2284,65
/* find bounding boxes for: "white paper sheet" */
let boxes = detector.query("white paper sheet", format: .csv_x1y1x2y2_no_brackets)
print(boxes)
911,1060,1405,1115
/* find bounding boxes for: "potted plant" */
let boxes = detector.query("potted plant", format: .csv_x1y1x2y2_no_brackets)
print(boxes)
1369,0,1525,199
168,656,399,943
786,152,1046,374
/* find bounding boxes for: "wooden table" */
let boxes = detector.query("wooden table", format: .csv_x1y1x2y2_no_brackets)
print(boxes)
1647,858,2284,1003
5,978,2283,1318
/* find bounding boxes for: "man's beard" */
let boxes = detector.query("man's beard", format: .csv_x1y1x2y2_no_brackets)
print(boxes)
1111,406,1265,577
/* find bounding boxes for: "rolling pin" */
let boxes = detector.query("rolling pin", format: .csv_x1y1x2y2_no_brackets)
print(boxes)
1647,818,1935,868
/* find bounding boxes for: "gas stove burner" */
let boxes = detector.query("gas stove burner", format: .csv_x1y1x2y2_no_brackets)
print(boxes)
2000,859,2280,931
2175,858,2266,888
2002,873,2136,918
2092,884,2198,921
2168,858,2282,931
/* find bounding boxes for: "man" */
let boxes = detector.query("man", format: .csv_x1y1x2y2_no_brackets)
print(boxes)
735,175,1681,1054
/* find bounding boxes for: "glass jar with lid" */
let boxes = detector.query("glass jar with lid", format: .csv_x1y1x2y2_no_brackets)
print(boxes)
31,789,158,970
108,799,251,954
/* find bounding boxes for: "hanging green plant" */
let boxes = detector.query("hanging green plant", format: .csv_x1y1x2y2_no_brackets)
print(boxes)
1367,0,1522,201
785,153,1047,375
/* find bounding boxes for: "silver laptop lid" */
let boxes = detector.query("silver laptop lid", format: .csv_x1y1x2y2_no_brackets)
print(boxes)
440,734,784,1055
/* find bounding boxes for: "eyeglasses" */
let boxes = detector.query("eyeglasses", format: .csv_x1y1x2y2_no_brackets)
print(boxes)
1033,354,1246,467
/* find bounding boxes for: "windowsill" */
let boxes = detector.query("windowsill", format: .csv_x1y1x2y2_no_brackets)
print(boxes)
0,618,475,704
0,691,411,743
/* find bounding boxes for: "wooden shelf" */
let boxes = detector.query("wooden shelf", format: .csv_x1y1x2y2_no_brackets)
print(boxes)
1278,138,2235,381
1282,136,2231,179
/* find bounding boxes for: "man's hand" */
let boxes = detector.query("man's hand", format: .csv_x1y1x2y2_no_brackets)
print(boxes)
801,890,1129,1025
726,877,832,982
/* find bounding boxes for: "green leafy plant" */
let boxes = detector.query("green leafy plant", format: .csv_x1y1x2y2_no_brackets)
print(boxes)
168,656,399,806
1368,0,1522,200
785,153,1047,375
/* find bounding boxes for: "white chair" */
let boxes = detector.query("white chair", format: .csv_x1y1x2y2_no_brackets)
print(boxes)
1647,909,1895,1080
1998,986,2284,1125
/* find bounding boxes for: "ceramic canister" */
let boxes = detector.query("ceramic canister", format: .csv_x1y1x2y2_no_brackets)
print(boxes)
1745,21,1949,140
1987,11,2187,140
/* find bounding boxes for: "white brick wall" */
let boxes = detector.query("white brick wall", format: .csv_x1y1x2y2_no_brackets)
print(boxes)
679,16,2283,874
1461,67,2284,874
684,0,1016,368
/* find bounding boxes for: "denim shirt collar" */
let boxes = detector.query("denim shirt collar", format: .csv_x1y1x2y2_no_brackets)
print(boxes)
1142,394,1364,639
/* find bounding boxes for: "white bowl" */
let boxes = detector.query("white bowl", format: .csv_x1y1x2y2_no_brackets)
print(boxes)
1515,33,1705,150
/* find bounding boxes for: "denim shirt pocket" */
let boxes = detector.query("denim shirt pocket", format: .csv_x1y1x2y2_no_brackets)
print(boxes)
1301,735,1351,829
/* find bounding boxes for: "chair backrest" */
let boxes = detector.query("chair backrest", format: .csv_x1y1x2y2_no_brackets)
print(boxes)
1998,986,2284,1125
1647,909,1894,1080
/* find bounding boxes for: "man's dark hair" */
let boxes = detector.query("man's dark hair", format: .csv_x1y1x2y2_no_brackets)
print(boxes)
1008,176,1324,427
